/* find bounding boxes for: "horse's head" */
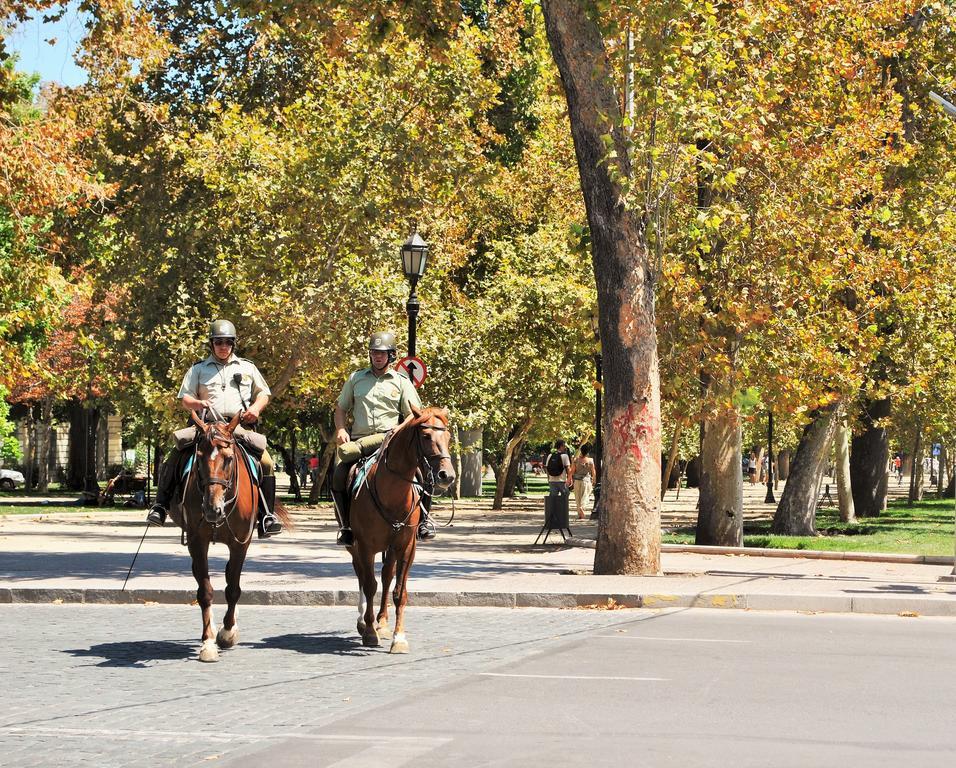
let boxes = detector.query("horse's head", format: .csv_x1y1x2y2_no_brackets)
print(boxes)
409,405,456,492
191,411,241,523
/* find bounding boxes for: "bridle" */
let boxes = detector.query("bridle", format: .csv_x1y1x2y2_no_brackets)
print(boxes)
186,422,255,544
367,416,452,531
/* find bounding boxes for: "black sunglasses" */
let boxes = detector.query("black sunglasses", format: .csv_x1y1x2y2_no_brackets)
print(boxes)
212,338,234,347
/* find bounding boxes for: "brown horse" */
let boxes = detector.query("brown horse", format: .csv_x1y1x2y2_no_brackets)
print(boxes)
349,405,455,653
169,412,290,662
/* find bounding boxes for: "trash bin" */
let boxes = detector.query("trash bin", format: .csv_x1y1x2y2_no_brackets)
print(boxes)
545,493,569,529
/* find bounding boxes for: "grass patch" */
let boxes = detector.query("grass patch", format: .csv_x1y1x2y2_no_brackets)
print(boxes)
664,497,956,556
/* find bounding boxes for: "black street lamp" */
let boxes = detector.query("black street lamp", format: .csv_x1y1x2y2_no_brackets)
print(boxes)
590,312,603,520
400,228,429,380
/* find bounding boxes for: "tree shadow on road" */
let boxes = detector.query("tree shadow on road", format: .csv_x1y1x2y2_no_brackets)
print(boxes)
63,639,196,667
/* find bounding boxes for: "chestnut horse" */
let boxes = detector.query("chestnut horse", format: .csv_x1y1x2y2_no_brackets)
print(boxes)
349,405,455,653
169,412,289,662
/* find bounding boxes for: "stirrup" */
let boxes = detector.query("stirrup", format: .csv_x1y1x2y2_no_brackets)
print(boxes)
417,517,437,541
336,528,354,546
146,505,167,527
258,513,282,539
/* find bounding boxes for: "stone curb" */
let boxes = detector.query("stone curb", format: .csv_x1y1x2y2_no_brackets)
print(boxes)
565,537,956,566
2,587,955,617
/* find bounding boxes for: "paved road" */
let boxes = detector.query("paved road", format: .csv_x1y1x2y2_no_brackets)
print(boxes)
2,605,955,767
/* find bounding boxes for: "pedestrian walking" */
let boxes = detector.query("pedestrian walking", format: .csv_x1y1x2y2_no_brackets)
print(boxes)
570,443,596,519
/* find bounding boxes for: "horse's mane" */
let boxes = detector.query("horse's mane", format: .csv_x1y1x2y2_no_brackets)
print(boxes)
397,406,449,433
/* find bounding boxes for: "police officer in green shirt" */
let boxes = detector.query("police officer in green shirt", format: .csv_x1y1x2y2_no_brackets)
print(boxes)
331,331,436,545
146,320,282,538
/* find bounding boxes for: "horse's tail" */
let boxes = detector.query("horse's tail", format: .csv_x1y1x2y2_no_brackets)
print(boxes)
273,499,294,531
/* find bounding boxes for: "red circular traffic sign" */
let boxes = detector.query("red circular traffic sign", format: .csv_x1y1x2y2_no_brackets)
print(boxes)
395,356,428,388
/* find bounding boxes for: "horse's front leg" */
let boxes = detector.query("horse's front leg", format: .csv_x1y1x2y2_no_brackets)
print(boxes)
351,545,380,647
389,537,417,654
188,534,218,662
376,548,395,640
217,541,248,650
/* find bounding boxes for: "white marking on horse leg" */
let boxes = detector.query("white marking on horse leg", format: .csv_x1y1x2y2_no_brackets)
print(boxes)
389,632,409,654
356,593,367,634
199,639,220,663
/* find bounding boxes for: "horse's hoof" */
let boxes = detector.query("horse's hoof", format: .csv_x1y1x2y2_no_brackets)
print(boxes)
377,622,393,640
216,626,239,649
357,618,366,635
362,630,380,648
389,634,409,654
199,640,220,663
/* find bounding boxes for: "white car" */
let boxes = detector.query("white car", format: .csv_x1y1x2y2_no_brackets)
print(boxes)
0,468,24,490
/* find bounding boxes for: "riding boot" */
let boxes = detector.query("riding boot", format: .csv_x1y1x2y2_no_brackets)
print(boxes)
146,454,179,526
257,475,282,538
417,492,436,541
332,489,353,546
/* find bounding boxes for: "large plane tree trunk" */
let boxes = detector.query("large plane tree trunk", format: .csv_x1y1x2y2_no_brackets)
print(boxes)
834,410,855,523
493,418,532,510
696,403,743,546
850,397,890,517
542,0,661,575
773,404,839,535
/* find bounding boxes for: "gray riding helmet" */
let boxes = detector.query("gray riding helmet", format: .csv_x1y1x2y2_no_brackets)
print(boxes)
209,319,237,342
368,331,396,351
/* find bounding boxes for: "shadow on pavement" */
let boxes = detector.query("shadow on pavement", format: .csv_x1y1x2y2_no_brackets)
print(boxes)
249,632,364,656
63,639,195,667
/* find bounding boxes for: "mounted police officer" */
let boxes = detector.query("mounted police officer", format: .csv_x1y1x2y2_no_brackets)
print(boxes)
332,331,437,546
146,320,282,538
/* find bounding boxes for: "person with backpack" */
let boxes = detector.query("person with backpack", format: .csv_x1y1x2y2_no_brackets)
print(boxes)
545,439,572,500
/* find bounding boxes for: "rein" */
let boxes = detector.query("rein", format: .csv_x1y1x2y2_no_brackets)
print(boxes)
366,419,450,532
187,423,256,545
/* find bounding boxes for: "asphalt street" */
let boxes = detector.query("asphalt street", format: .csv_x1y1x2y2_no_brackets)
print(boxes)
2,605,955,767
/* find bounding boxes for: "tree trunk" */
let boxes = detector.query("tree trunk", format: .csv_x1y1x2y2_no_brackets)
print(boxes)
288,430,301,501
276,443,299,499
938,444,948,497
493,418,532,511
754,446,766,483
34,399,53,493
773,404,839,535
777,450,790,482
542,0,662,575
502,436,528,498
84,406,101,493
66,400,85,490
22,405,34,491
696,407,743,546
834,410,855,523
661,421,683,500
908,425,923,504
850,397,890,517
310,429,335,505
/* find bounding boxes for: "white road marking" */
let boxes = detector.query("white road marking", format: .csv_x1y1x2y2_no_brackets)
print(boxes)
480,673,667,681
0,726,445,746
597,635,751,643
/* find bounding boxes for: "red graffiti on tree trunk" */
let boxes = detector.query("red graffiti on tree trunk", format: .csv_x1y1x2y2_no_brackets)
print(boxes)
610,401,660,465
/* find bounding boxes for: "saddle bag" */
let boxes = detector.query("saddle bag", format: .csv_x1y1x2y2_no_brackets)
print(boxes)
174,426,200,451
234,425,267,459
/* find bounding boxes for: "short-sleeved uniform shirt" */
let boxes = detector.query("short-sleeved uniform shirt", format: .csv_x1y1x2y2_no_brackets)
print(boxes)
337,367,421,439
177,354,271,418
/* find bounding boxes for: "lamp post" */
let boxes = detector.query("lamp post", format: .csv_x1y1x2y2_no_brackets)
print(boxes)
590,313,603,520
400,227,429,381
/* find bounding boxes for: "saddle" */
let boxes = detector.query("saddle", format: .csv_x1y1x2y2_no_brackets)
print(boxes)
175,441,262,497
